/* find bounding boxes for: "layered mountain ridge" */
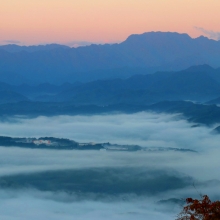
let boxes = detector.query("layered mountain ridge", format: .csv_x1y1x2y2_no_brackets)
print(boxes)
1,32,220,84
1,64,220,104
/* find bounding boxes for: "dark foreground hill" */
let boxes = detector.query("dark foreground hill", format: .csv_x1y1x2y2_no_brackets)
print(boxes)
1,32,220,84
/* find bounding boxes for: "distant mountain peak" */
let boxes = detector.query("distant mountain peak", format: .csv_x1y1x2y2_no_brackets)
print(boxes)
124,31,191,43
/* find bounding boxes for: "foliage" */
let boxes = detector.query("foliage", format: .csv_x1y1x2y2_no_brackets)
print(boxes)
177,195,220,220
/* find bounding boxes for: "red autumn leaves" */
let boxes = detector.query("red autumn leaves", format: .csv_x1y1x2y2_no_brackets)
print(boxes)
177,195,220,220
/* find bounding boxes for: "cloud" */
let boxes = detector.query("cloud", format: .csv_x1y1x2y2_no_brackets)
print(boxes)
0,112,220,219
0,112,218,151
1,40,22,45
0,189,175,220
1,112,220,182
64,40,120,47
194,26,220,40
65,41,101,47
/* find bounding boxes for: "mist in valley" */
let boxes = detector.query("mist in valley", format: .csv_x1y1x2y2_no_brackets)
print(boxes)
0,112,219,219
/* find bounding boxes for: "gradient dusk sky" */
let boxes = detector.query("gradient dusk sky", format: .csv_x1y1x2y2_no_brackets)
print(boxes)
1,0,220,46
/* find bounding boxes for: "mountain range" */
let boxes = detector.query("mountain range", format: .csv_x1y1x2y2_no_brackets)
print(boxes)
1,32,220,84
43,64,220,104
1,64,220,105
2,32,220,129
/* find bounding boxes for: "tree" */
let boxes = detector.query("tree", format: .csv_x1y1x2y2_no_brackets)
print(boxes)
176,195,220,220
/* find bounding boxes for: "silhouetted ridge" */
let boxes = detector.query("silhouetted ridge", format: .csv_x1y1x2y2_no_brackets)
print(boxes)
1,32,220,84
124,32,191,43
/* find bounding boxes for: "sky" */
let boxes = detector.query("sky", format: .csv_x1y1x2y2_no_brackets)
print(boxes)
0,0,220,46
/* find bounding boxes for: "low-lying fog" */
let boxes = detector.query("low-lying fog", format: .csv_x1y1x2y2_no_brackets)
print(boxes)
0,112,219,220
0,112,218,150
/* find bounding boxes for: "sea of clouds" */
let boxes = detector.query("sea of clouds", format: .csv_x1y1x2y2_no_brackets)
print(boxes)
0,112,219,219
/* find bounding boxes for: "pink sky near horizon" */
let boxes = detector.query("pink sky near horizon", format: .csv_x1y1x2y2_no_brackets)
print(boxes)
0,0,220,46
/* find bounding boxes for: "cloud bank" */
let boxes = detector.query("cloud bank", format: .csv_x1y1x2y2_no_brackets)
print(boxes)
0,189,175,220
194,26,220,40
0,112,218,151
1,40,22,45
0,112,220,219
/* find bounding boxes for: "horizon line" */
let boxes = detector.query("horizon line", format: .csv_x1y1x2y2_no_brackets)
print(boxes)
0,31,215,48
